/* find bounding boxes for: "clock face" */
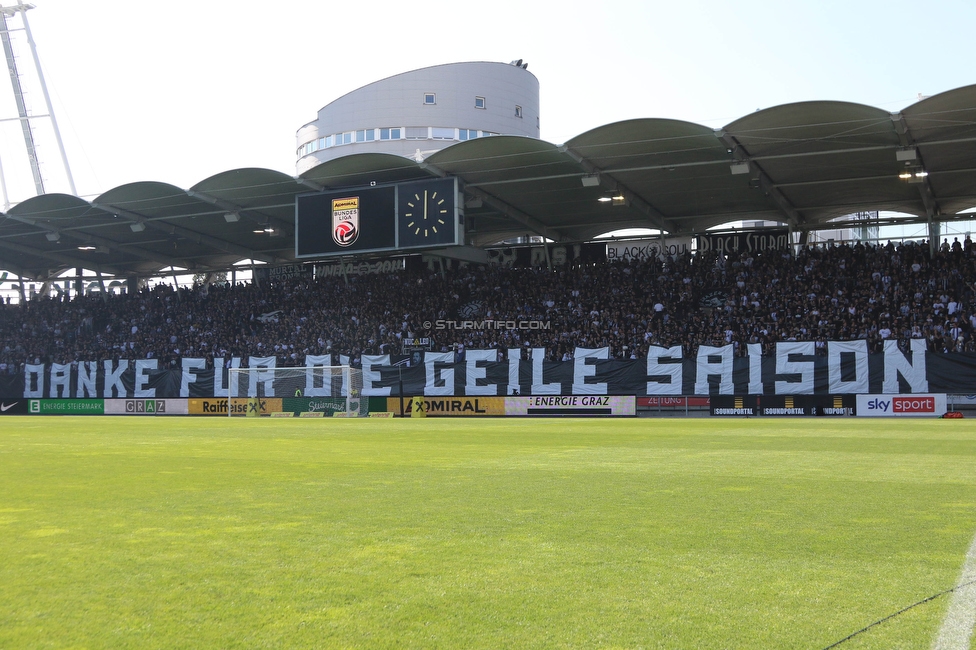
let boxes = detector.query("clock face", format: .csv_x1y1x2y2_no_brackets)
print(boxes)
397,178,457,249
403,189,449,239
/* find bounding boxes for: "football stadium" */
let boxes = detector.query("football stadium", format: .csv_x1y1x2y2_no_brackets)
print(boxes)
2,9,976,646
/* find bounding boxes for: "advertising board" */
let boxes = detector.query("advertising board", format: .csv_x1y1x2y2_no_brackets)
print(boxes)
188,398,282,416
637,397,710,408
29,399,104,415
0,399,28,415
386,397,506,416
282,397,350,416
104,399,189,415
709,396,759,416
505,396,636,416
758,395,853,416
855,394,947,417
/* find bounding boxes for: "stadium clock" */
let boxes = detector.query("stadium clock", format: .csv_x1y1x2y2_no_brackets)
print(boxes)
396,178,458,248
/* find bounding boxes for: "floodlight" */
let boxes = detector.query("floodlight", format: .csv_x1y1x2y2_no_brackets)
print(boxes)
896,148,918,162
730,162,750,175
129,223,146,232
581,174,600,187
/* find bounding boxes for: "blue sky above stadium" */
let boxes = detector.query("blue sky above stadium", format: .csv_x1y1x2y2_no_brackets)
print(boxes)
4,0,974,205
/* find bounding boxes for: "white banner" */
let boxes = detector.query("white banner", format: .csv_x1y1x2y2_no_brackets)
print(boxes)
104,399,189,415
505,395,636,416
856,394,946,417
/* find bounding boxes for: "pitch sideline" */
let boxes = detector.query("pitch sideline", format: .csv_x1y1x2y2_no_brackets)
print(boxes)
933,529,976,650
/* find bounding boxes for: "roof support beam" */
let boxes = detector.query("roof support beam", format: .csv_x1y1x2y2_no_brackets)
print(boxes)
716,130,806,228
419,160,568,243
463,186,567,242
296,177,324,192
0,238,121,275
891,113,941,220
559,145,674,233
185,189,293,232
2,212,192,269
92,201,287,266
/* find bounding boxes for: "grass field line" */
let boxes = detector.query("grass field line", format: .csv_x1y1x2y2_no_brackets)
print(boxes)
933,529,976,650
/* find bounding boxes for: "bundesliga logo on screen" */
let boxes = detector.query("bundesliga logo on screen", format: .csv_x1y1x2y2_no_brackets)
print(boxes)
332,196,360,247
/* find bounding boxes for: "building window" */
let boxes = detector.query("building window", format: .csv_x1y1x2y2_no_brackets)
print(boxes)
515,105,523,118
424,93,435,105
356,130,366,142
380,128,401,140
431,127,454,140
405,127,428,140
338,132,352,145
475,96,485,109
325,134,333,147
366,129,375,141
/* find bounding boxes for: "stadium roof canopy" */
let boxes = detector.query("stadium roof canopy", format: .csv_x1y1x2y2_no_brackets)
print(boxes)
2,84,976,280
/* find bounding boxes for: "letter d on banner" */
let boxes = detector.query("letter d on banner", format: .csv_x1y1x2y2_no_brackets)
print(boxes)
411,396,426,418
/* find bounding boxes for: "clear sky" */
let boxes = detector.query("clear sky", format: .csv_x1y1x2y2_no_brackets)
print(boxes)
0,0,972,205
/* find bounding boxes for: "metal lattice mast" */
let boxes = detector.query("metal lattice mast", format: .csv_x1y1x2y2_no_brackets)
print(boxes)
0,3,76,198
20,4,74,194
0,4,42,194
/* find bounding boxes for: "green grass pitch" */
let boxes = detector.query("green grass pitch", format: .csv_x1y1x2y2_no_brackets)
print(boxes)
1,416,975,649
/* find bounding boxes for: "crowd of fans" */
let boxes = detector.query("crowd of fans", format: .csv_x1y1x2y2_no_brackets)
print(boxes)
2,236,976,374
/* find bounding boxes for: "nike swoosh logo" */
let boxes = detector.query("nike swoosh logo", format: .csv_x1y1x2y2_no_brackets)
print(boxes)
1,402,18,412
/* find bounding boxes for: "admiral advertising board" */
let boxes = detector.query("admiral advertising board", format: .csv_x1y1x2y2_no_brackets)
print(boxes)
296,178,458,258
855,394,947,417
387,397,506,416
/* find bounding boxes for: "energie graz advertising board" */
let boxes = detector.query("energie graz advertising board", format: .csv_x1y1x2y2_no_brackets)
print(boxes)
296,178,458,258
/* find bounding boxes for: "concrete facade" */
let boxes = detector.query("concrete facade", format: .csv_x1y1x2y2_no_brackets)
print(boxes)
296,61,540,174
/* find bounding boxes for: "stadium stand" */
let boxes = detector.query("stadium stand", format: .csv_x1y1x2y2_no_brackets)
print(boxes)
1,237,975,375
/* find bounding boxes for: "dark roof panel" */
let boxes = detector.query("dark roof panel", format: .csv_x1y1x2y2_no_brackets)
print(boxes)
4,87,976,279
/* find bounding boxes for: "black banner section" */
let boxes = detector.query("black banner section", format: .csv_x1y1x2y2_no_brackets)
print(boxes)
697,229,791,255
0,398,28,414
710,395,760,416
758,395,855,416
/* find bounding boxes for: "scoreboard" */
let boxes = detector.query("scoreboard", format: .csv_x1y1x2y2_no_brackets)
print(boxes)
295,178,459,258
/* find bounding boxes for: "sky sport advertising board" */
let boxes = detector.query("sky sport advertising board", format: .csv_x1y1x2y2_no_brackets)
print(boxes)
296,178,458,258
855,394,947,417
